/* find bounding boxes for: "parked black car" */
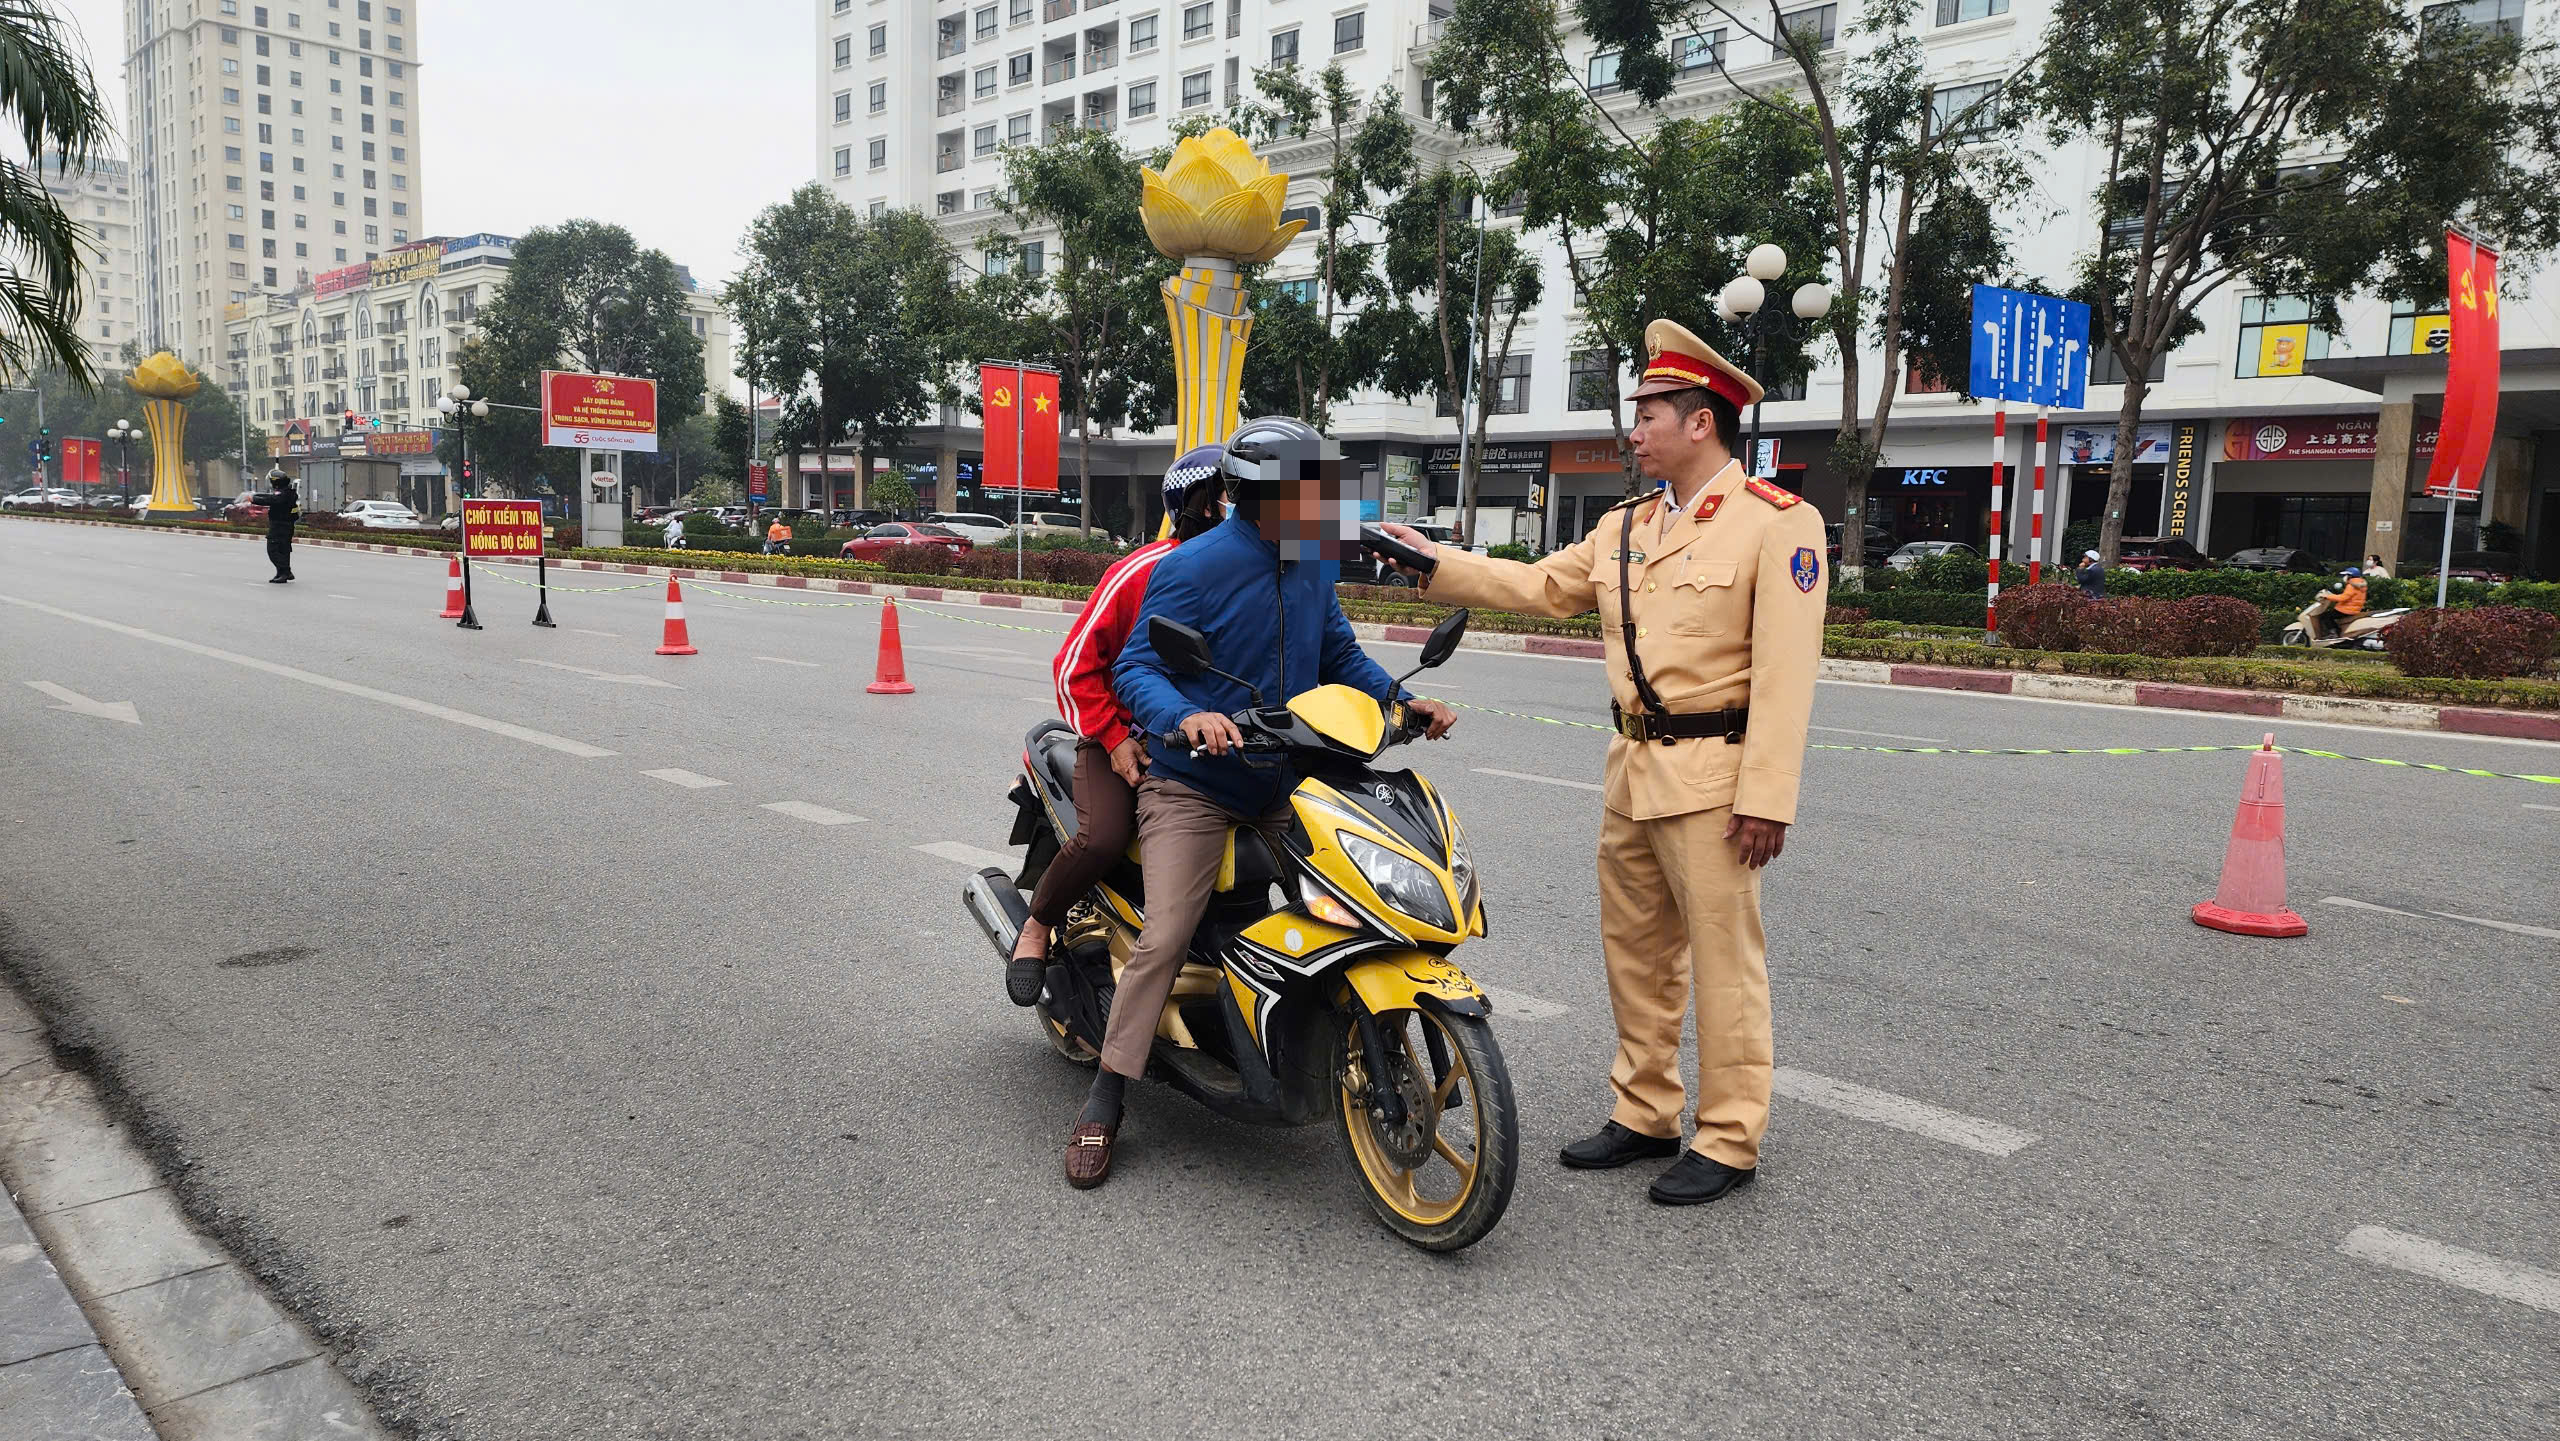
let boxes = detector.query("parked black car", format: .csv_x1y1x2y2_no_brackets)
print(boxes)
2116,536,2213,572
2223,546,2326,572
1827,522,1895,569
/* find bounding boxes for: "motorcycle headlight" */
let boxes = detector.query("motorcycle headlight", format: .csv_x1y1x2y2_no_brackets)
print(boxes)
1339,833,1456,933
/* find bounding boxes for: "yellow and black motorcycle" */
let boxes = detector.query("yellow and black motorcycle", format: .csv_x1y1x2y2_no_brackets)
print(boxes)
963,610,1518,1251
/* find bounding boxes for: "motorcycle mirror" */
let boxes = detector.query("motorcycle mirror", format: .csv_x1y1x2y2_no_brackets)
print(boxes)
1418,608,1470,669
1149,616,1213,675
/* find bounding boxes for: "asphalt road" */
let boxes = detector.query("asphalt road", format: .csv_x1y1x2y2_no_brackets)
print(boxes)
2,518,2554,1440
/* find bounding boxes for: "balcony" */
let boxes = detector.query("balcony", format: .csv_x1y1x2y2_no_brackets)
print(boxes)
936,31,967,58
1044,0,1075,18
937,149,964,172
322,364,346,380
1043,54,1076,83
268,341,291,355
322,329,348,345
939,91,965,115
378,315,408,333
1084,44,1116,71
380,355,409,374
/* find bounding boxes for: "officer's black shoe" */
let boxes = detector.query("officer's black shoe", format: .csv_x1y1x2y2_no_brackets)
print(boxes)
1648,1150,1756,1206
268,576,288,583
1558,1120,1681,1170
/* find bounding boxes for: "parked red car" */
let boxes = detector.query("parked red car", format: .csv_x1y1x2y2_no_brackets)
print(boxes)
840,522,972,563
2114,536,2213,572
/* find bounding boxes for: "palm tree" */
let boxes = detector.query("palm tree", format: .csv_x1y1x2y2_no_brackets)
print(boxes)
0,1,112,386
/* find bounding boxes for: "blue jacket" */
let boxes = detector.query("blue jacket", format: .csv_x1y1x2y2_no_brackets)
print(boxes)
1116,509,1405,815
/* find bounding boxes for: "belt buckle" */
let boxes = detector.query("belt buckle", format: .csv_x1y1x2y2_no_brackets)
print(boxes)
1618,710,1648,742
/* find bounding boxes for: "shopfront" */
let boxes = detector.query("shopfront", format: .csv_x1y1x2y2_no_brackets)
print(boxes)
2205,415,2437,563
1426,441,1547,546
1872,463,1999,548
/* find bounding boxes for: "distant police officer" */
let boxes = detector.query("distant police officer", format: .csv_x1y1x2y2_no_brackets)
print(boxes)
1379,319,1824,1206
254,468,301,583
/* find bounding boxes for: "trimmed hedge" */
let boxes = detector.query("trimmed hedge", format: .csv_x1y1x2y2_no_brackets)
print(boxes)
2383,605,2560,679
1824,633,2560,709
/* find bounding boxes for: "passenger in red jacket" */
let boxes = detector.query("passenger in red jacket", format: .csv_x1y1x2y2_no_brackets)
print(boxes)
1007,447,1228,1004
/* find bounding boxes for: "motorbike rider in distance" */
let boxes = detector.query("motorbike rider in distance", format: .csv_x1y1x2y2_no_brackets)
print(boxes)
1058,417,1457,1189
1006,448,1230,1004
2298,568,2368,643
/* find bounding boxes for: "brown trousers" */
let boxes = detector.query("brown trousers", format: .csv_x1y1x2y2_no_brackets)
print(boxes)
1099,776,1273,1079
1596,804,1772,1169
1026,739,1137,929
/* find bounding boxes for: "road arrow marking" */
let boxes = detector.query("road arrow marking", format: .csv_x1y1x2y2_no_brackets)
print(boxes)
518,658,680,688
25,681,139,724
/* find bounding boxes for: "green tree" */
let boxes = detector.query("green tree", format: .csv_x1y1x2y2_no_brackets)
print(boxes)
1236,61,1420,427
1543,0,2022,579
2022,0,2560,562
1433,8,1833,505
995,128,1174,532
0,4,112,385
869,465,919,514
710,392,753,484
452,220,707,491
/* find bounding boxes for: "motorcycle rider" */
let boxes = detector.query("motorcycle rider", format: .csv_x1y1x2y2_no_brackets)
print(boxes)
1057,417,1456,1189
2298,568,2367,643
1006,446,1230,1005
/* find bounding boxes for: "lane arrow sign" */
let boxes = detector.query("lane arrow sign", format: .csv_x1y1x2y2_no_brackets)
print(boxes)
26,681,141,724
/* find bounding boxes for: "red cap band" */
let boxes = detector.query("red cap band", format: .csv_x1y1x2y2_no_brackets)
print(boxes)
1643,349,1750,407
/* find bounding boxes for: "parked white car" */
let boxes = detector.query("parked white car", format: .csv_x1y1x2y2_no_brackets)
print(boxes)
925,511,1016,546
341,500,422,529
1012,510,1118,542
2,487,82,509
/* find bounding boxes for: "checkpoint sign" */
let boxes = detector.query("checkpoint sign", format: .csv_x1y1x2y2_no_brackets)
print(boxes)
460,499,545,558
541,370,660,453
1969,285,2091,408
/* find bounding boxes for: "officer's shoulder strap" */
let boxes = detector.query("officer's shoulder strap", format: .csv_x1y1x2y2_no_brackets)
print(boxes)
1744,476,1803,509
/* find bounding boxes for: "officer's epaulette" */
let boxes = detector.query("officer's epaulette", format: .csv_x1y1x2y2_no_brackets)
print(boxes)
1744,476,1802,509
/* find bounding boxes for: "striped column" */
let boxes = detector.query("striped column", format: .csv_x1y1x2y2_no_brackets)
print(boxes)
1162,258,1253,453
141,397,194,513
1987,405,2008,633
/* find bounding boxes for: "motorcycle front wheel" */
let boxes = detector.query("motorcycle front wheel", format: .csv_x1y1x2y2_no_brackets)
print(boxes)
1335,1007,1519,1252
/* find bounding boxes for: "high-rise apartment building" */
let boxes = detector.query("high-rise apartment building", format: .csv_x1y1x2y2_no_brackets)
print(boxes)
823,0,2560,573
126,0,425,384
39,154,142,364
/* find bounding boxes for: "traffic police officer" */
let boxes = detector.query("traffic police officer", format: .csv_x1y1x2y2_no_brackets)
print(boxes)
1379,319,1824,1205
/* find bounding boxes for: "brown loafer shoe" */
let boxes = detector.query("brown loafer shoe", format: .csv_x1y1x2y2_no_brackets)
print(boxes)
1064,1122,1117,1189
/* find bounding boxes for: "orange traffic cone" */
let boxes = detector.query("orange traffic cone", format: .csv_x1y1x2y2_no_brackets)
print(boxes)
866,599,915,694
654,577,698,656
2192,734,2308,937
437,554,466,619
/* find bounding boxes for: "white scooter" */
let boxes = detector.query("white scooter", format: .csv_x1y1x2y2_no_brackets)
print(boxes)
2281,605,2408,651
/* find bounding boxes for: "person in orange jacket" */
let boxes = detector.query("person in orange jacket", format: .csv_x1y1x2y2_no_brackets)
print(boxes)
763,516,791,555
2298,569,2367,642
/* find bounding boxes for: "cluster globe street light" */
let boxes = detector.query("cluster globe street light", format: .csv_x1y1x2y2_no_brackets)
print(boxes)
106,419,135,505
437,383,490,508
1717,243,1833,480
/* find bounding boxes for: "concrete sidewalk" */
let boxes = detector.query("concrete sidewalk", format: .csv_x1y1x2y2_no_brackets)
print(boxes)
0,987,387,1440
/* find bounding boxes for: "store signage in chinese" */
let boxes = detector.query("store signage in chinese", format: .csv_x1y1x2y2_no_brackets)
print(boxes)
1425,443,1546,474
2218,415,2439,462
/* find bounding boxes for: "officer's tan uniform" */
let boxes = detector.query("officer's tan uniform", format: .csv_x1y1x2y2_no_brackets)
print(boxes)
1421,324,1824,1168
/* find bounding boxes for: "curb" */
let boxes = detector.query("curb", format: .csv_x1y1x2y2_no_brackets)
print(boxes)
0,987,389,1439
16,513,2557,742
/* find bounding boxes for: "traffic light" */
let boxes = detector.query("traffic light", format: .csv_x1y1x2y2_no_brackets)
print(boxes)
343,409,357,432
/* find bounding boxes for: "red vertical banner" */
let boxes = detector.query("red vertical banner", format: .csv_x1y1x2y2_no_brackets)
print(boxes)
980,363,1020,491
2423,232,2500,500
1022,368,1061,495
69,438,100,485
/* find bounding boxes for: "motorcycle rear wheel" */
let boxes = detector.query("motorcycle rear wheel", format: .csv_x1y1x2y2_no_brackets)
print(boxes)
1036,1001,1100,1068
1335,1007,1518,1252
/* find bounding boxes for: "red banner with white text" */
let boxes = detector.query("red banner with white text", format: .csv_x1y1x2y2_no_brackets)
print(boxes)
2423,232,2500,500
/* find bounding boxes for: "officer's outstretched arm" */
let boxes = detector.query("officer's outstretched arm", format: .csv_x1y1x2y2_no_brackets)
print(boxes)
1418,527,1607,618
1735,506,1827,827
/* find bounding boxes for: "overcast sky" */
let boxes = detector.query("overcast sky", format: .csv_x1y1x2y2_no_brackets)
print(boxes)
51,0,816,286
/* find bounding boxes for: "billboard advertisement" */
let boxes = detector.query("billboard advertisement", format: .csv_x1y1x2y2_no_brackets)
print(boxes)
541,370,660,452
370,240,444,291
314,263,371,298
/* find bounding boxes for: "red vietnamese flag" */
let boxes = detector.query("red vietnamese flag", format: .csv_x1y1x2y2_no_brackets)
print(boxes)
1021,367,1061,495
979,363,1020,491
2423,232,2501,501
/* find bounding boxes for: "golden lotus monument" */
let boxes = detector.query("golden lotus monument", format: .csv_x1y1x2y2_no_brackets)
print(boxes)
1141,128,1307,452
127,351,203,513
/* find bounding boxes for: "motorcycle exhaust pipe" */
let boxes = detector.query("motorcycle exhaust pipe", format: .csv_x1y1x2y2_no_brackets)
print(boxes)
963,869,1031,961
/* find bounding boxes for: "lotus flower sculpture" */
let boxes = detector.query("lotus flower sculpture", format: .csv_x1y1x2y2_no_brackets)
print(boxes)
126,351,205,514
1142,129,1305,451
1140,129,1307,265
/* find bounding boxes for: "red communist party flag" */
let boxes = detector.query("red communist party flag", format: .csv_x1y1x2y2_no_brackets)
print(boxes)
1022,367,1062,495
980,363,1020,491
2423,232,2501,500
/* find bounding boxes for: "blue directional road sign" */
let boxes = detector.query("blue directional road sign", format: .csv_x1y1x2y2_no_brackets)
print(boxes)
1969,284,2091,408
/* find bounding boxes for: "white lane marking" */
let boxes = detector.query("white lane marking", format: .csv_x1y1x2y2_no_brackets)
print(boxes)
2339,1226,2560,1315
25,681,140,725
762,801,864,825
916,841,1020,871
642,768,727,790
1472,766,1602,793
2525,803,2560,813
1772,1067,2038,1157
1815,675,2560,749
519,657,680,688
1481,985,1569,1021
572,629,621,639
754,655,823,668
0,593,616,758
2321,895,2559,940
327,592,359,600
1813,724,1951,743
912,644,1046,666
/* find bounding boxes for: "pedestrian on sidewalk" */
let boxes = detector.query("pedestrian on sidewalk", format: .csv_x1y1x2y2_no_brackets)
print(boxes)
254,469,300,583
2077,549,2105,599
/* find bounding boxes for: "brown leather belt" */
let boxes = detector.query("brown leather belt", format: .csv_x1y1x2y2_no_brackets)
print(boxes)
1611,703,1749,744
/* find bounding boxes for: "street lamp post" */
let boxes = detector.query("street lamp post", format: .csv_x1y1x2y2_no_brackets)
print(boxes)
107,419,135,504
1717,243,1833,480
436,382,490,502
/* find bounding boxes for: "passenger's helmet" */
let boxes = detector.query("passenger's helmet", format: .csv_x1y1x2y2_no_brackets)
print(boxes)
1162,444,1225,514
